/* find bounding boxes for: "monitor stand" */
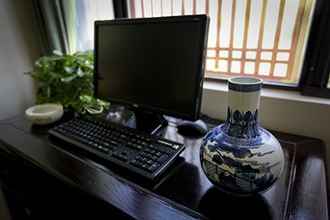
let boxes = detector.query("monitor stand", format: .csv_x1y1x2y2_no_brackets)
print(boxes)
103,105,167,134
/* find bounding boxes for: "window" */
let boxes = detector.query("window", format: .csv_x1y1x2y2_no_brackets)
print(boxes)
75,0,114,51
127,0,316,85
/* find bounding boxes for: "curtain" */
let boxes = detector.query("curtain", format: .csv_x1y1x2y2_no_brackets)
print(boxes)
32,0,76,55
32,0,115,54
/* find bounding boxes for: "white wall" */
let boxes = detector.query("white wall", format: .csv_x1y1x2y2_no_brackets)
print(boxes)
0,0,41,119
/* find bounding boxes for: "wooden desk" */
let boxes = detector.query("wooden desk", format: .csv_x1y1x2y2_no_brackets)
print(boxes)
0,115,327,219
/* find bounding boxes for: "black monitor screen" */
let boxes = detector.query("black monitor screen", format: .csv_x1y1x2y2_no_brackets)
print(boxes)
95,15,208,120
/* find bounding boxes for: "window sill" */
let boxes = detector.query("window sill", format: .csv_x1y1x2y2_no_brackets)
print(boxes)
203,81,330,106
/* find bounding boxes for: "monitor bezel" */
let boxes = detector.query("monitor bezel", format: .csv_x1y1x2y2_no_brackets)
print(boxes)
94,15,209,121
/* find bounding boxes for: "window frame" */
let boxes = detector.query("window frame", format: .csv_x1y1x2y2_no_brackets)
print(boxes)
299,0,330,98
112,0,330,97
113,0,128,18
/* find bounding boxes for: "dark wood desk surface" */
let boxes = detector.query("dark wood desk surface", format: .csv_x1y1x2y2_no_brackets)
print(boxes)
0,115,328,220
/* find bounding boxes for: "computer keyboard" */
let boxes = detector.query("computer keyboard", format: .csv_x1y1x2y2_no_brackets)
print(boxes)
48,117,184,181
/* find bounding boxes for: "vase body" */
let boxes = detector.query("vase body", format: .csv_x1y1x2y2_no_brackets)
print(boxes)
200,77,284,195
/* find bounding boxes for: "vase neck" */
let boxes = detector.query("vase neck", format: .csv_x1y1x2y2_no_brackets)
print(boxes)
224,85,261,139
228,88,260,114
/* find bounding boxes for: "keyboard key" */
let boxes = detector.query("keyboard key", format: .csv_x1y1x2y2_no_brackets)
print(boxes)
99,147,109,154
112,152,128,162
141,164,149,170
158,154,169,163
148,163,160,172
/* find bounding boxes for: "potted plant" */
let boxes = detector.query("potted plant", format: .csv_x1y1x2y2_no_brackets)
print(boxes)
27,51,109,114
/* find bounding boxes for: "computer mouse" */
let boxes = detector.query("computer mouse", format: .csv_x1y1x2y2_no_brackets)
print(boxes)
176,120,208,138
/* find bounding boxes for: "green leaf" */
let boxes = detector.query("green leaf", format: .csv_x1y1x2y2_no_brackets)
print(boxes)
64,66,74,73
61,75,77,82
77,67,85,77
53,50,63,56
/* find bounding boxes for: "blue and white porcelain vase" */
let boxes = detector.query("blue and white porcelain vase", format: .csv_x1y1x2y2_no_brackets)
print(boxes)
200,77,284,196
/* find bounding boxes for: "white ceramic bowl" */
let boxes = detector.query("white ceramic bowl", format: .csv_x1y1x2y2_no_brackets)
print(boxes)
25,104,64,125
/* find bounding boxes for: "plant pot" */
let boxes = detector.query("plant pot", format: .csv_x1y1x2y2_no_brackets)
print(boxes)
200,77,284,196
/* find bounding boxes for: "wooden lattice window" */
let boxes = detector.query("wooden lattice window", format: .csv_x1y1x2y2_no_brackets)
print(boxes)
128,0,316,84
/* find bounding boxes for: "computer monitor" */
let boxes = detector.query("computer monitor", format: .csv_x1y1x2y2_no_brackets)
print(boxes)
94,15,209,121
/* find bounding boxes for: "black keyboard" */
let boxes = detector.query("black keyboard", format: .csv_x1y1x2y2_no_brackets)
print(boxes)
48,117,184,180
